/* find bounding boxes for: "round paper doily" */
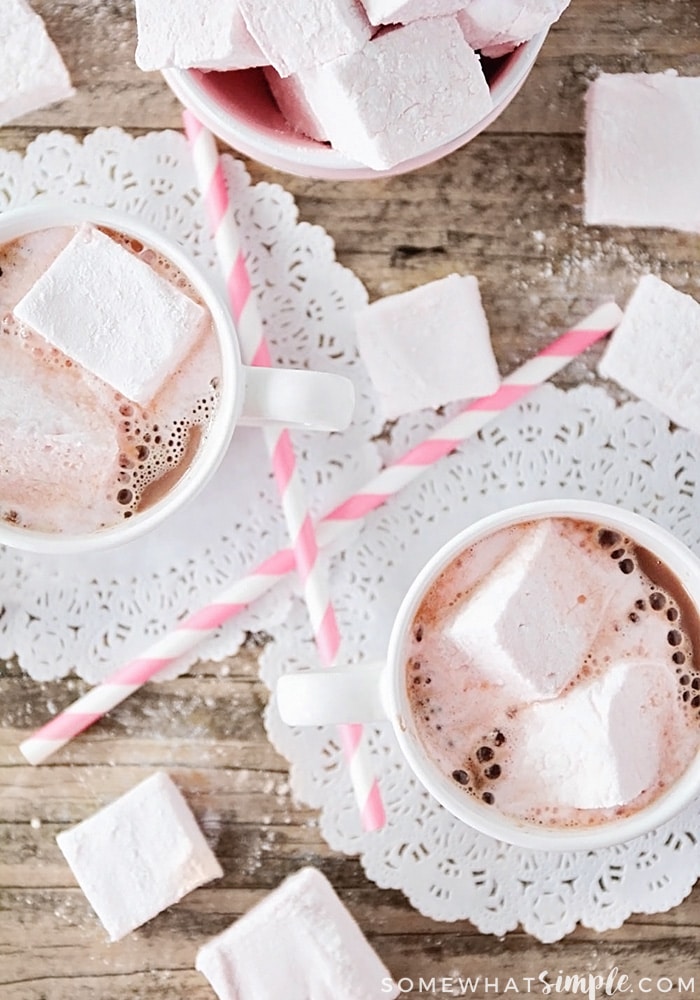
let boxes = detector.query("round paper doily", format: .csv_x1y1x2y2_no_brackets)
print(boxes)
2,129,698,942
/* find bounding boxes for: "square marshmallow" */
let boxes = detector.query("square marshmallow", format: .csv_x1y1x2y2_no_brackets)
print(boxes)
511,660,676,809
444,520,611,701
267,17,493,170
239,0,371,78
355,273,499,418
361,0,466,26
599,275,700,435
1,0,74,126
196,867,399,1000
134,0,265,71
0,370,119,533
458,0,571,56
13,226,206,406
56,772,223,942
585,72,700,233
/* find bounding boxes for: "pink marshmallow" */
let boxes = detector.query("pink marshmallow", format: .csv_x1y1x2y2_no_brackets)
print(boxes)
266,17,493,170
361,0,466,26
1,0,74,126
196,867,399,1000
355,273,500,418
239,0,371,78
585,71,700,233
0,346,120,535
598,275,700,436
134,0,265,71
458,0,570,56
56,773,223,942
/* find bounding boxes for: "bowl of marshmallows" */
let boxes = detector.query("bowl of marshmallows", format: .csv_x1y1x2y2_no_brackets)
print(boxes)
136,1,569,180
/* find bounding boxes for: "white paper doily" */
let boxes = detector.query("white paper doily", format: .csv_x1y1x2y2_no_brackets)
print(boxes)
261,385,700,942
0,127,382,683
2,129,699,943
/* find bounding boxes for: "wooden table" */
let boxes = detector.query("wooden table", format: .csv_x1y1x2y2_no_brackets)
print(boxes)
2,2,699,997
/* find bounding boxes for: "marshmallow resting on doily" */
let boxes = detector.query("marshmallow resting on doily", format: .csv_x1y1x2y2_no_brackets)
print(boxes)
354,272,500,419
599,275,700,437
56,772,223,942
196,866,399,1000
1,0,74,126
584,71,700,233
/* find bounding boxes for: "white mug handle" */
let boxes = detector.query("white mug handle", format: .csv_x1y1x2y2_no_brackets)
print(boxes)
240,366,355,432
276,663,388,725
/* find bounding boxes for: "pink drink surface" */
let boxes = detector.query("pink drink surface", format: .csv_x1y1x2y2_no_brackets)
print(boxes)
0,226,222,535
405,517,700,829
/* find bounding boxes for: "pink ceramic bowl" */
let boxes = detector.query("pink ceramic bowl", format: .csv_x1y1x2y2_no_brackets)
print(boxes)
163,30,547,180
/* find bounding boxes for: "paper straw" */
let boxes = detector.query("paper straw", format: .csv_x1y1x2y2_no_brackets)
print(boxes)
183,112,384,831
18,305,622,768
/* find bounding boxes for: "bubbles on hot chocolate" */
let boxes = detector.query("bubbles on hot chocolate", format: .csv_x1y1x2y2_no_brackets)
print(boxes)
404,517,700,829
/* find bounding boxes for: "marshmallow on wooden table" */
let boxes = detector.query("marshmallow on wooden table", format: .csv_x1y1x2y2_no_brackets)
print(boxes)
508,660,676,809
458,0,570,56
239,0,371,78
354,273,499,418
598,275,700,436
361,0,466,26
13,226,206,406
196,866,399,1000
56,772,222,942
445,520,611,701
134,0,265,71
267,16,493,170
1,0,74,126
584,72,700,233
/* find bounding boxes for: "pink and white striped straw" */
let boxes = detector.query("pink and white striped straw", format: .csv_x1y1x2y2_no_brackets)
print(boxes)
183,111,384,832
18,302,622,770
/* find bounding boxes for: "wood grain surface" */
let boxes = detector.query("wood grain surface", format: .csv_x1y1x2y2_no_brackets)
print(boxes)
1,2,700,998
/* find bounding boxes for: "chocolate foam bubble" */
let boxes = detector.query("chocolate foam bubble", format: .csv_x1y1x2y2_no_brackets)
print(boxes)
0,226,222,535
405,517,700,829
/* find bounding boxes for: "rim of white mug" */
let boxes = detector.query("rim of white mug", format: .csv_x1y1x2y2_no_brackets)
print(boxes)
162,30,548,181
0,202,240,555
385,498,700,851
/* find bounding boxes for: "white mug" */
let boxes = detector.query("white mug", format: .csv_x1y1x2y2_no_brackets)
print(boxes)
0,203,354,554
277,500,700,850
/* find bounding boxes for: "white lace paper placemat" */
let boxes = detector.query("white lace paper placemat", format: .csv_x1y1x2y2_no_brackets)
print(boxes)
1,129,699,943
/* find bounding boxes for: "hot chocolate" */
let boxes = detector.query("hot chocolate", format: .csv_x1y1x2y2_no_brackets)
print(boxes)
405,516,700,829
0,225,222,536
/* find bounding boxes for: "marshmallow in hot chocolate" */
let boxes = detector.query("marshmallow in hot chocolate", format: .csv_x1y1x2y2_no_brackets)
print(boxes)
444,520,613,700
503,659,676,809
14,225,206,406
